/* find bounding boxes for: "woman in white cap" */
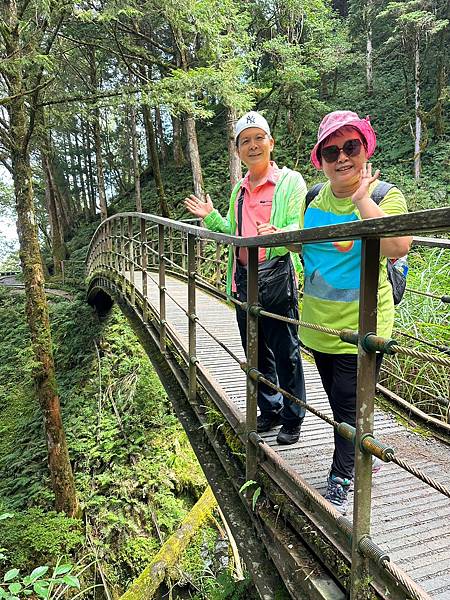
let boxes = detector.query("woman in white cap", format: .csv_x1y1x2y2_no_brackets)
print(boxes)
301,110,412,513
184,111,307,445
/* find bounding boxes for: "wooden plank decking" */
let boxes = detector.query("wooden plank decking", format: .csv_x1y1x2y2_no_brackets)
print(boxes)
139,273,450,598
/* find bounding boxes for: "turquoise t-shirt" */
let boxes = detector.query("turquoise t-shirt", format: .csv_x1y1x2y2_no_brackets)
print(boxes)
300,181,408,354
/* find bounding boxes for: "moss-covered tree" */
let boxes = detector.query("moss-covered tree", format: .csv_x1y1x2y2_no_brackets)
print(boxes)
0,0,78,516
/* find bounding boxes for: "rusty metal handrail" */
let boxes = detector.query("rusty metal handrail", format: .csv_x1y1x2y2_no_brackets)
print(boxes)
87,206,450,258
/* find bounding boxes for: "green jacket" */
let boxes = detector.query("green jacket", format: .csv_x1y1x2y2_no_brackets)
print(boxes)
203,167,306,296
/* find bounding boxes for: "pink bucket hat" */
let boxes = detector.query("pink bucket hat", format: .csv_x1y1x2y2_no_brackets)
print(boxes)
310,110,377,169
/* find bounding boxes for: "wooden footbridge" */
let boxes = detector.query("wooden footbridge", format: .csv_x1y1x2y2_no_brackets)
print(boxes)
86,207,450,600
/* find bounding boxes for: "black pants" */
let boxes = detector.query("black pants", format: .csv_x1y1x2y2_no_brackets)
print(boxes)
312,351,383,479
234,256,306,426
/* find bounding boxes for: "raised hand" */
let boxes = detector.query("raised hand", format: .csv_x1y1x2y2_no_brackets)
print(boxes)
256,221,280,235
351,162,380,205
184,193,214,218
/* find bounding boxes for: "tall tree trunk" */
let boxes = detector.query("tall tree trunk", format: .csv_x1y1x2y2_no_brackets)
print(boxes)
172,114,185,167
74,126,89,220
414,30,421,180
41,150,68,275
130,100,142,213
332,67,338,97
320,73,329,99
92,110,108,220
82,119,97,218
89,50,108,220
155,106,168,165
185,116,205,201
7,37,77,517
226,107,242,189
66,132,81,211
366,0,373,96
141,103,153,167
83,121,97,218
142,103,169,216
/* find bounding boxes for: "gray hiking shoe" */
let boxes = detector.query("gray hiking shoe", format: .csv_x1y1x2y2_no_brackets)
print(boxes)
324,473,351,515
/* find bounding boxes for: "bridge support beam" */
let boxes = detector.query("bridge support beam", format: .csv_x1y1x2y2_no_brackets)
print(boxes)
350,237,380,599
246,247,259,481
187,234,197,404
158,224,166,353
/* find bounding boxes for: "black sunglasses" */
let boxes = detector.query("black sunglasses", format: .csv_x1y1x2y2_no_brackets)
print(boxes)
321,139,363,163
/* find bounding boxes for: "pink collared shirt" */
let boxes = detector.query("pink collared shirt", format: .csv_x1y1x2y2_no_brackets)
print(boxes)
232,162,280,291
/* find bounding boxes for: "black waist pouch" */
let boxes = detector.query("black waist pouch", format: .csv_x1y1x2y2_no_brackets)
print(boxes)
234,254,297,315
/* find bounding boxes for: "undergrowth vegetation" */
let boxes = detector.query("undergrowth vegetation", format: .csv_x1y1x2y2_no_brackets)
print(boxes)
380,247,450,422
0,281,247,598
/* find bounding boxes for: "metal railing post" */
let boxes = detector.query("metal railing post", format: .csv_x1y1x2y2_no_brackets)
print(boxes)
350,237,380,599
113,219,119,276
169,228,174,265
246,246,259,481
215,243,221,287
120,218,126,295
102,223,107,271
181,233,187,273
105,221,111,272
128,216,135,306
158,224,166,353
140,219,148,323
187,234,197,404
151,226,157,267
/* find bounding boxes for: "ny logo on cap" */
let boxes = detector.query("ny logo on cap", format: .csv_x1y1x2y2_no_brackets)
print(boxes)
246,115,256,124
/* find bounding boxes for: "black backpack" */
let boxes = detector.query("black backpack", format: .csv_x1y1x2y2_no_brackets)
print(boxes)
304,181,407,305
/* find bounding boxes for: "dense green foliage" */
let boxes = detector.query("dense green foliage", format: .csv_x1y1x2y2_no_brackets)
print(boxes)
0,283,234,596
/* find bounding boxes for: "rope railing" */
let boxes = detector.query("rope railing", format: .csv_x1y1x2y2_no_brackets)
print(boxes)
86,210,450,600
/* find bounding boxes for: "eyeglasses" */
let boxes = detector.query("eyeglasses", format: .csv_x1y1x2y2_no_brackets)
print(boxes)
320,139,363,163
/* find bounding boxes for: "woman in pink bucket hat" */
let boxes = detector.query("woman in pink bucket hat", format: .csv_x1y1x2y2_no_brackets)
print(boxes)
299,110,412,514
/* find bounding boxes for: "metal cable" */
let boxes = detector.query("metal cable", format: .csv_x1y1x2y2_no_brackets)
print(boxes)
396,331,450,355
194,318,244,365
145,275,244,366
257,308,343,337
382,560,433,600
252,367,450,499
406,287,450,303
384,451,450,499
228,295,246,309
252,371,337,428
159,285,191,315
390,344,450,368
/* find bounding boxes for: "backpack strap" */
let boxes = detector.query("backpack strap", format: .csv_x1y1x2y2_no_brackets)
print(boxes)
305,180,396,210
305,183,324,211
235,186,245,260
370,181,396,205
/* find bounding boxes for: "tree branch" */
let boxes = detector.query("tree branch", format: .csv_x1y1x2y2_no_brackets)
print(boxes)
0,77,55,106
116,21,174,56
37,87,143,107
0,155,12,174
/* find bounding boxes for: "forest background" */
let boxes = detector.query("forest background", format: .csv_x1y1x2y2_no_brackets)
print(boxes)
0,0,448,598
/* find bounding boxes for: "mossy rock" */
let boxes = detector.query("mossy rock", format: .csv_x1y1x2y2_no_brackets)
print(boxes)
0,508,83,571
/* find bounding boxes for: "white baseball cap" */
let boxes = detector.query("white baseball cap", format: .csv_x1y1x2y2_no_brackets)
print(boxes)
235,111,271,141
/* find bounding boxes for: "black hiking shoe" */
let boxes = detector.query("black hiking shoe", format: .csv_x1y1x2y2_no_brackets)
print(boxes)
276,423,301,445
256,412,282,433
